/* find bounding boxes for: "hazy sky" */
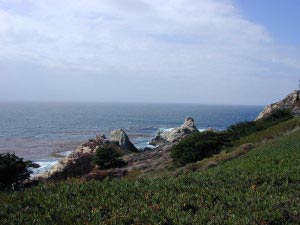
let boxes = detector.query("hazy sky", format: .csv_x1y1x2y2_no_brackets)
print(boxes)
0,0,299,105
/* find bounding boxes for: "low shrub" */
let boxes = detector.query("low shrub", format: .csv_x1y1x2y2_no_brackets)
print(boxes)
171,131,232,166
259,108,293,126
0,153,33,191
228,108,293,139
172,109,294,166
227,121,260,139
93,145,126,169
2,130,299,224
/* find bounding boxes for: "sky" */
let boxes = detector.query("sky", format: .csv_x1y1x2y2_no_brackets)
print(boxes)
0,0,299,105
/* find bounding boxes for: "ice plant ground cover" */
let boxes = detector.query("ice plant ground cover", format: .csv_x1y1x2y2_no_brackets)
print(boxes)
0,118,299,224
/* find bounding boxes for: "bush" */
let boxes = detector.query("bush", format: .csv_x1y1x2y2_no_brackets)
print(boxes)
1,130,300,224
228,109,293,140
228,121,260,139
171,131,232,166
172,109,294,166
259,108,293,126
0,153,33,191
93,145,126,169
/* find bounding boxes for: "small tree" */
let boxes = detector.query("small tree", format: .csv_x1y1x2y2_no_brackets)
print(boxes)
93,145,126,169
0,153,33,191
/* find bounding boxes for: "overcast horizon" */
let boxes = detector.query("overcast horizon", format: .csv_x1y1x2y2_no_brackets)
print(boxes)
0,0,299,105
0,99,266,106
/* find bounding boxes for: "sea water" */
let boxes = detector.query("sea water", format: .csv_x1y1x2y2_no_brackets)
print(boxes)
0,102,263,174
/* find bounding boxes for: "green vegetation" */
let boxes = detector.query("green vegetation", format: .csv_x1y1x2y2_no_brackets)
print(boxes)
171,131,232,166
93,145,126,169
228,108,293,139
1,111,299,224
236,117,300,146
171,109,293,166
0,153,33,191
1,124,300,224
180,117,300,174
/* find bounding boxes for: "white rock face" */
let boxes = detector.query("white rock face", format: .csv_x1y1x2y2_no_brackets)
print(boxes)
110,129,138,152
150,117,198,146
255,90,300,121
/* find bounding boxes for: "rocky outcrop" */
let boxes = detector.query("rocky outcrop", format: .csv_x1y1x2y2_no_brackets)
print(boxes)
36,130,139,181
36,135,119,181
122,142,178,177
82,134,109,150
110,129,138,152
150,117,198,146
255,90,300,121
36,120,199,181
37,152,94,181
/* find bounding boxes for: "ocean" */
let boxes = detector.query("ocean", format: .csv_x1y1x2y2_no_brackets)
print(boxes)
0,102,263,174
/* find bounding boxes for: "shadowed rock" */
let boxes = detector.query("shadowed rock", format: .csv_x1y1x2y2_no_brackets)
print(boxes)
110,129,139,152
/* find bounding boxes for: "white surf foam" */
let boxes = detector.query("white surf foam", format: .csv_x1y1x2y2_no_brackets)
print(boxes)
158,127,174,133
31,160,58,176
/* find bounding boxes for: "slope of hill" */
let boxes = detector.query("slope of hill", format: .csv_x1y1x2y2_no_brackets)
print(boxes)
1,118,300,224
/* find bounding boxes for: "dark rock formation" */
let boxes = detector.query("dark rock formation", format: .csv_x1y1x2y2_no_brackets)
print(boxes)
150,117,198,146
29,163,41,168
255,90,300,121
110,129,138,152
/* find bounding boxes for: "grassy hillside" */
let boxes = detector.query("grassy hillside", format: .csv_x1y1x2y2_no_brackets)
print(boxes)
1,120,300,224
235,117,300,146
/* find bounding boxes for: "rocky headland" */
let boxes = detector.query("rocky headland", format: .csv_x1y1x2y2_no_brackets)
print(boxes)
256,90,300,120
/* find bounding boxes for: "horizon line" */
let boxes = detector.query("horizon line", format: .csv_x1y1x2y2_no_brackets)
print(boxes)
0,100,265,107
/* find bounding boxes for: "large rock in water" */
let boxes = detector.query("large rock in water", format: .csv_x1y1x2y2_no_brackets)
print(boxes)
255,90,300,121
150,117,198,146
110,129,138,152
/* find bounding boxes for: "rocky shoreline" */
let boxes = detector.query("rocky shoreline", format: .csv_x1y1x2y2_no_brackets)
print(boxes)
35,117,199,181
34,90,300,182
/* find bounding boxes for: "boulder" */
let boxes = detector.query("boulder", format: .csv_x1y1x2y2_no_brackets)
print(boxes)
110,129,138,152
255,90,300,121
29,163,41,168
150,117,198,146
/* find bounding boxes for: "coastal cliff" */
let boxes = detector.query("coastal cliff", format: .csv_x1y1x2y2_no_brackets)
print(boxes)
256,90,300,121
